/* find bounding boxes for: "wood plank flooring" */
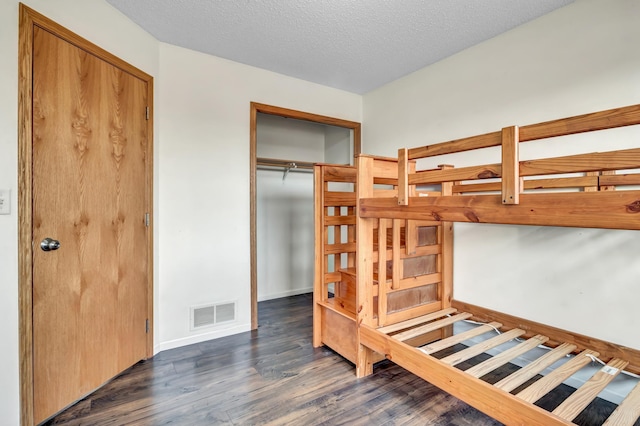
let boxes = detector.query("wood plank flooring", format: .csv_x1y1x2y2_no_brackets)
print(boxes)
45,294,633,425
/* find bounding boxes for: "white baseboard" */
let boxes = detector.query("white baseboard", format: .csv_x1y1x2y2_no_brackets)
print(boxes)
257,287,312,302
153,322,251,355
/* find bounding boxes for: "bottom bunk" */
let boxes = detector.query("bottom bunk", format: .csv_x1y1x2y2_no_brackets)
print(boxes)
359,306,640,426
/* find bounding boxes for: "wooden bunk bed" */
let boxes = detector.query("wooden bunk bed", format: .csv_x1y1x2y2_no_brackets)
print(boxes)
313,104,640,426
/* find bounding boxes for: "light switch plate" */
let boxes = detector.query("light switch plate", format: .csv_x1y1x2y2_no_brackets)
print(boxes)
0,189,11,215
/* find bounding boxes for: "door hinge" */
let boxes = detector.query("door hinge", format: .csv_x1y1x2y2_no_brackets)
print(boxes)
146,319,150,333
145,106,150,120
145,213,150,227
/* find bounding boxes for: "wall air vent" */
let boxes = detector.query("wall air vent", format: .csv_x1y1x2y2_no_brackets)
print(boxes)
190,301,236,330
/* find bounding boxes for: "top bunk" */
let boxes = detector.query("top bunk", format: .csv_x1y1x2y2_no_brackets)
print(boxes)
359,104,640,230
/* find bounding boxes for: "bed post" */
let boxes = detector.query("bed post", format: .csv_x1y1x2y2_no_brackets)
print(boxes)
356,155,375,377
398,148,409,206
312,164,324,348
439,165,455,338
501,125,520,205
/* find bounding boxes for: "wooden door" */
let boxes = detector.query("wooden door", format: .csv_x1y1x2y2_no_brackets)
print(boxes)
32,26,150,423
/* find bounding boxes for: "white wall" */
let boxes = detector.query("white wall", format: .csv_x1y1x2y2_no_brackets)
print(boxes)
157,43,361,350
257,171,315,300
257,114,326,161
363,0,640,349
256,114,325,301
0,1,160,423
324,125,352,165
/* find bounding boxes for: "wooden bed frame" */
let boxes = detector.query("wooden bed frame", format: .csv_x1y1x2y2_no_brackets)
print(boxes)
313,104,640,425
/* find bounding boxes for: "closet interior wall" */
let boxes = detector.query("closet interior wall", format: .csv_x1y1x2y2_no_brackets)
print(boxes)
256,113,351,301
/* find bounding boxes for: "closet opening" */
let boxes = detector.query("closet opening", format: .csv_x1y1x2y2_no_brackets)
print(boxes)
249,103,361,329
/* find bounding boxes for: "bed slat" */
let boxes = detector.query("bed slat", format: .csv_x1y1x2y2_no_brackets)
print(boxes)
393,313,472,342
439,328,525,366
465,334,549,378
419,321,503,355
377,308,456,334
494,342,577,393
552,358,629,421
516,349,599,403
603,381,640,426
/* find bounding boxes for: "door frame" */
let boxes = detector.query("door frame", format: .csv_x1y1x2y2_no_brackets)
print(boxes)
18,5,154,425
249,102,361,329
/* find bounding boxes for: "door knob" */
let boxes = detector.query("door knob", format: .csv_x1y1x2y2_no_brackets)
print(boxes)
41,238,61,252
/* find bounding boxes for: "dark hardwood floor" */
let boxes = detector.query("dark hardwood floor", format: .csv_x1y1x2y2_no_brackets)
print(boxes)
46,294,632,426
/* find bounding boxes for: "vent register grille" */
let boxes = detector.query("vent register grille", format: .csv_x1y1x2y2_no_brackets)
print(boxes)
191,302,236,329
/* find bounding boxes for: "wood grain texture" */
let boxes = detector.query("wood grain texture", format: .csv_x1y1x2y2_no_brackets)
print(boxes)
377,218,389,326
439,328,525,366
391,219,401,290
324,191,357,206
398,148,409,205
453,175,600,193
409,163,502,185
494,342,577,393
384,300,443,326
359,323,572,426
355,156,375,377
600,173,640,187
516,350,599,404
603,381,640,426
20,6,154,424
452,300,640,375
440,221,453,308
501,126,520,204
359,191,640,230
519,104,640,142
552,358,628,421
393,313,473,342
18,5,36,425
312,165,324,347
408,131,502,159
420,322,503,355
439,165,454,318
405,104,640,160
409,149,640,187
377,307,457,334
250,103,258,330
465,334,549,378
520,148,640,176
32,27,149,423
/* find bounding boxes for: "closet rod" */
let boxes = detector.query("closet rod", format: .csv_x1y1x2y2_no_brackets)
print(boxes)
256,157,315,181
256,157,315,170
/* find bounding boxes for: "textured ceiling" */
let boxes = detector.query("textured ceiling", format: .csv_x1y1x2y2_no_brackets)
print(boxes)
106,0,574,94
